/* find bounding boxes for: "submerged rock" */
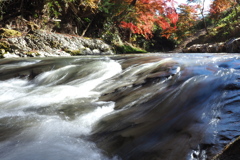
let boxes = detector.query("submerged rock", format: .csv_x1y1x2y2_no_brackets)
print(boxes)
0,29,114,58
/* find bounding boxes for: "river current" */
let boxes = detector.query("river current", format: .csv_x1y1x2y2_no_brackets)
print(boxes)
0,53,240,160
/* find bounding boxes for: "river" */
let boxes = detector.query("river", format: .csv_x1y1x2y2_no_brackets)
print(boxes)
0,53,240,160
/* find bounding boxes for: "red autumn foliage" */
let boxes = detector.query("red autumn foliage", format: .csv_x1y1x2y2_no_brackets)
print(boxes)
119,0,179,39
210,0,236,15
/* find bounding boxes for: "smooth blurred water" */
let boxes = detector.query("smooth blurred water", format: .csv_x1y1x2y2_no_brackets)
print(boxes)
0,53,240,160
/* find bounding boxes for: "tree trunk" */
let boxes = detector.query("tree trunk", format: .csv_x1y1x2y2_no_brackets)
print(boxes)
201,0,209,34
81,20,92,37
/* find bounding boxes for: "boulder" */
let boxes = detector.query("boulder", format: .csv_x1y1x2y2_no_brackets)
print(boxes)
182,41,229,53
212,136,240,160
225,37,240,53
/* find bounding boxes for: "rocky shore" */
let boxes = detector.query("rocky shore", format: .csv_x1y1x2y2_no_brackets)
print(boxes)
0,28,114,58
182,37,240,53
1,27,240,58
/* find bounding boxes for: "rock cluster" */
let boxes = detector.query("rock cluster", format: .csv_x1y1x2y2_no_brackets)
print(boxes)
183,37,240,53
0,29,114,58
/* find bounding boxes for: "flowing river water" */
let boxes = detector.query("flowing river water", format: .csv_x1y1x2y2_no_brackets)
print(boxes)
0,53,240,160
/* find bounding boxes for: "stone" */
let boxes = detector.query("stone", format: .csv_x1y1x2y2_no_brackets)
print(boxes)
102,50,114,55
82,48,92,55
212,136,240,160
3,52,20,58
92,49,101,54
182,39,238,53
0,29,115,58
225,37,240,53
0,49,5,54
0,28,22,38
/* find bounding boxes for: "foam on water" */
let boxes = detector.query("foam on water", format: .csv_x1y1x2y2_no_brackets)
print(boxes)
0,59,122,160
1,54,240,160
0,59,122,110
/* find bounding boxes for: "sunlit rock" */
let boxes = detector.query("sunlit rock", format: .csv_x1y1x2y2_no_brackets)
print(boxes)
183,40,234,53
3,52,20,58
0,29,114,58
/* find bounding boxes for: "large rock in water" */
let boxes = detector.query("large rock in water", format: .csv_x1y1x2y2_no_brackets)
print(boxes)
212,136,240,160
0,29,114,58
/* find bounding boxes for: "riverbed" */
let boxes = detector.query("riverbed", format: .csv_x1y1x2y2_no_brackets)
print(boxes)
0,53,240,160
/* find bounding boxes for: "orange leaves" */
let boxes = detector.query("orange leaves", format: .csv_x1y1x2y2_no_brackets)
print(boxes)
161,26,177,39
210,0,235,15
120,22,141,34
166,7,179,25
120,20,154,39
174,4,199,41
118,0,179,39
156,18,170,30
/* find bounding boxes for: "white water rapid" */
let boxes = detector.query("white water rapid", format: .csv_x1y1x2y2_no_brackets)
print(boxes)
0,57,121,160
1,54,240,160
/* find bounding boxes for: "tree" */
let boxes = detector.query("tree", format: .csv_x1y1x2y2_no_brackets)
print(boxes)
210,0,239,21
175,4,199,41
187,0,209,34
114,0,179,39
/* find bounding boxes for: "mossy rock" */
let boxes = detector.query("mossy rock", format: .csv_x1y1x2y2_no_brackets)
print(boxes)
115,44,147,54
0,28,22,38
0,41,10,51
25,51,40,57
25,33,38,40
50,40,61,48
27,22,40,31
64,49,82,55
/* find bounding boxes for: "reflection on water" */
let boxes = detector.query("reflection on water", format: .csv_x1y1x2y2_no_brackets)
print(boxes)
0,53,240,160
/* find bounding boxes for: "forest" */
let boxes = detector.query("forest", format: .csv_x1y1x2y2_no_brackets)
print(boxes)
1,1,240,159
0,0,239,53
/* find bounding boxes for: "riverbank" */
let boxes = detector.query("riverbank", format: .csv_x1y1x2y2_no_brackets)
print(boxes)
177,17,240,53
182,37,240,53
0,28,114,58
2,27,240,59
0,28,149,58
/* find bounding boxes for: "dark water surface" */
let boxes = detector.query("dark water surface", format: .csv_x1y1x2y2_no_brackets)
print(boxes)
0,53,240,160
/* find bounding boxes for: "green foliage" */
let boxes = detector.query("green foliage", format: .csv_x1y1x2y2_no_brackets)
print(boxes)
64,49,82,55
217,6,239,25
45,0,62,18
190,5,240,44
83,18,91,23
100,18,119,43
99,0,114,14
115,43,147,54
2,0,239,54
25,50,40,57
0,1,4,20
